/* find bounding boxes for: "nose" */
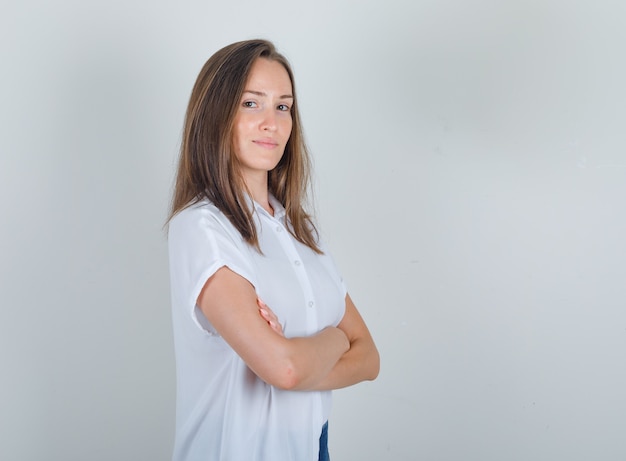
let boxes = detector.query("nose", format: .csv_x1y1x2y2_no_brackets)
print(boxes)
260,109,277,132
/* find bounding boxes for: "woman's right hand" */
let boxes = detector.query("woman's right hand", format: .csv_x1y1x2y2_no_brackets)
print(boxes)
257,298,284,337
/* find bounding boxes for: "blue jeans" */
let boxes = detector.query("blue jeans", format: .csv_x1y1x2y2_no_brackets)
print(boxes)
318,421,330,461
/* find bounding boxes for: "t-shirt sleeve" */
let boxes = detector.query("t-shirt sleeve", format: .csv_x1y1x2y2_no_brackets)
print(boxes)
168,202,256,333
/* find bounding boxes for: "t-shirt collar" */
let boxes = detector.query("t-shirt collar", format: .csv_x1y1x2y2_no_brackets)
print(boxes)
253,193,286,220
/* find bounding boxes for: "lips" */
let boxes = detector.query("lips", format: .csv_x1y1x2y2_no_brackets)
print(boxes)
252,138,279,149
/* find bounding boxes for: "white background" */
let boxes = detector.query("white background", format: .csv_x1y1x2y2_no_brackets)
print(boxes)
1,1,625,460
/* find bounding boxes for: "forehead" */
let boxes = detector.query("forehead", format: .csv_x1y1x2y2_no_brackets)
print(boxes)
245,58,293,93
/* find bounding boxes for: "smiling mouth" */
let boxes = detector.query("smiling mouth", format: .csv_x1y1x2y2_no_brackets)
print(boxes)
253,139,279,148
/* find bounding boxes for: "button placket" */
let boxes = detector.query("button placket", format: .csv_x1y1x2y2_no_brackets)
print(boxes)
266,214,319,333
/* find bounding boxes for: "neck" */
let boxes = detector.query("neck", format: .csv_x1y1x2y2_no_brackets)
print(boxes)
244,172,273,216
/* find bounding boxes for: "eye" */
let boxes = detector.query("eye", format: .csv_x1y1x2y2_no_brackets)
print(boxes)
277,104,291,112
242,100,257,108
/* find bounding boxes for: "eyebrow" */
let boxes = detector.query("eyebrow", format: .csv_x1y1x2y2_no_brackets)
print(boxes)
243,90,293,99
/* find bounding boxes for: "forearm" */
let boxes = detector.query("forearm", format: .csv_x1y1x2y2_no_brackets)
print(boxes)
255,294,378,391
307,336,380,391
284,326,350,390
199,268,349,391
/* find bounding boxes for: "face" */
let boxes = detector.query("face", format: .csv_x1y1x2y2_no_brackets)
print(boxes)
232,58,293,184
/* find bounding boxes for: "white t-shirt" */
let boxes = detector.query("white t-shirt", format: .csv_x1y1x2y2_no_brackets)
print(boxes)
168,195,347,461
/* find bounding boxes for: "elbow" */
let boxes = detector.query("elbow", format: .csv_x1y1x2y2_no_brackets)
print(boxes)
367,347,381,381
263,358,303,391
254,339,312,390
273,366,300,391
370,360,380,381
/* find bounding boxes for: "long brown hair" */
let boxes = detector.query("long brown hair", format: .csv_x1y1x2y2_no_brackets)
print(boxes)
168,39,321,253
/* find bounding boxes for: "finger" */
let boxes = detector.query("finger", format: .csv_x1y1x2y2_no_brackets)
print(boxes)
269,320,283,335
258,299,277,321
257,298,284,336
259,308,277,324
259,306,279,330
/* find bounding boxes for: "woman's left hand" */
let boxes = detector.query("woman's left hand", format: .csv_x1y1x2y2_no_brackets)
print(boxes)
257,298,284,337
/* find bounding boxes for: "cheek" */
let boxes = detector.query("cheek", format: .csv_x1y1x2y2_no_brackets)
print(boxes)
231,132,241,156
232,121,249,146
282,119,293,139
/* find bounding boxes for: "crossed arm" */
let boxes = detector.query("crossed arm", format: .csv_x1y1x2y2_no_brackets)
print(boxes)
197,266,380,391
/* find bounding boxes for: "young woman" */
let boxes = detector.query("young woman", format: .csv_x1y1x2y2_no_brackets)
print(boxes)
167,39,379,461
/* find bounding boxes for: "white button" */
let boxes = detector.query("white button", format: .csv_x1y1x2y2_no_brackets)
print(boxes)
308,301,315,308
294,260,301,266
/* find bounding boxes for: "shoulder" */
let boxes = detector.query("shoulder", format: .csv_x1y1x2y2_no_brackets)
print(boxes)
170,198,218,224
168,198,255,279
168,200,251,263
169,199,235,239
